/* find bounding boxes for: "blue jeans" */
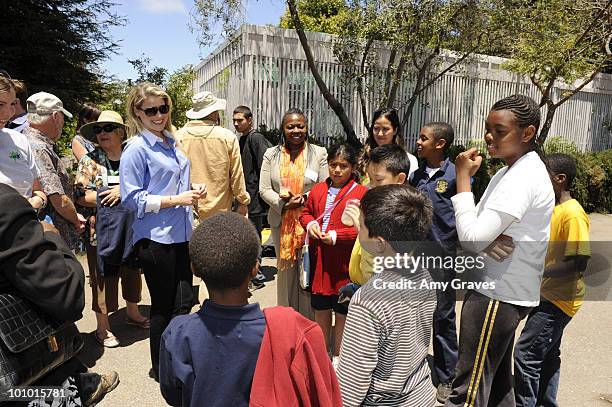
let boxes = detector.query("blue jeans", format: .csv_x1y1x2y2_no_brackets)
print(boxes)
514,301,572,407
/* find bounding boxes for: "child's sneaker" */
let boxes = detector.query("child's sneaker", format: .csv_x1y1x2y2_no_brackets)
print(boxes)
332,356,340,371
436,382,453,403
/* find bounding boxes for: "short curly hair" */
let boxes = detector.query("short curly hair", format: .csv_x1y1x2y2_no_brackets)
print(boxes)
189,212,260,291
546,153,577,188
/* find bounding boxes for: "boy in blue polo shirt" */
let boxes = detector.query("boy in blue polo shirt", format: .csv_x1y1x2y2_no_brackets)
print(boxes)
159,212,265,407
410,122,458,403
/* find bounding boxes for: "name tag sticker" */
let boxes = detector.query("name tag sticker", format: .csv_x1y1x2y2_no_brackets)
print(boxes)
107,175,120,185
305,169,318,182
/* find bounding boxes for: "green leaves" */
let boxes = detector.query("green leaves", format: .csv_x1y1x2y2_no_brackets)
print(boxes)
166,65,195,129
279,0,350,33
494,0,612,141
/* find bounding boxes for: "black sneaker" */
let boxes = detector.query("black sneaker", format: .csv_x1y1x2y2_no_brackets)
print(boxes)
250,280,266,291
261,245,276,258
149,367,159,383
436,382,453,403
84,371,120,406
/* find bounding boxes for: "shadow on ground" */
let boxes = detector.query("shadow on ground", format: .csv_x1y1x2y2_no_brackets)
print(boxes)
260,264,277,282
78,306,151,368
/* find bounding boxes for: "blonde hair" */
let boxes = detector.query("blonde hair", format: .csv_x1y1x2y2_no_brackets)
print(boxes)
0,77,15,93
125,82,173,137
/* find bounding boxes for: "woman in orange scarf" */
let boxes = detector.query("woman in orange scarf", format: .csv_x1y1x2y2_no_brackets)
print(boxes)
259,109,329,320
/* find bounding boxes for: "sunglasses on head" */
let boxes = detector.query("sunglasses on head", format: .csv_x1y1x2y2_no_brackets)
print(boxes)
138,104,170,117
93,124,119,135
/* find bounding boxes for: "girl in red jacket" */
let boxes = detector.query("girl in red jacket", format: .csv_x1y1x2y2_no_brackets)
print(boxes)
299,143,367,361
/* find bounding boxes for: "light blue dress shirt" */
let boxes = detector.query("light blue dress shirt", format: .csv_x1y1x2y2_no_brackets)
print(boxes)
120,129,193,246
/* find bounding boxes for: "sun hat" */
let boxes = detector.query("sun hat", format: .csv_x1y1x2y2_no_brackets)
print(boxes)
79,110,125,141
26,92,73,119
186,91,226,120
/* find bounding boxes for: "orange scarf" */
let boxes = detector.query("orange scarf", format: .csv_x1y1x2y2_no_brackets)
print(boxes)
278,146,306,271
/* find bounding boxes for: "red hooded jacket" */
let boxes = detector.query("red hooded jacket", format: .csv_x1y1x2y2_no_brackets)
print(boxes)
249,306,342,407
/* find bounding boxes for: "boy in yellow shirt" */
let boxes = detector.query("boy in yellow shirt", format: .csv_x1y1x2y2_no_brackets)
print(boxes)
514,153,590,407
343,144,410,287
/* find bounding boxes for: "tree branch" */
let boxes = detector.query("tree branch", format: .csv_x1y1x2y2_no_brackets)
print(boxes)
409,32,485,99
555,68,602,107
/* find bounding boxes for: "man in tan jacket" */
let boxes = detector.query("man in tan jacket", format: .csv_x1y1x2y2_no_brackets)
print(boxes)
176,92,250,220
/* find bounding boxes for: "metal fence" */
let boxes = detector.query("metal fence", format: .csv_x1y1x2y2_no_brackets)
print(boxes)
193,24,612,152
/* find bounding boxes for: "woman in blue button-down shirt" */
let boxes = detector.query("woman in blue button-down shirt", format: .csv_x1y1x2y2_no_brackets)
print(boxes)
120,82,205,380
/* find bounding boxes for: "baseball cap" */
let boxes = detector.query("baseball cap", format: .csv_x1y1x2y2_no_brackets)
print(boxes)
26,92,73,119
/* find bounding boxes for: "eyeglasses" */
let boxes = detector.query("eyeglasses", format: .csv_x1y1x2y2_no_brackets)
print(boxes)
93,124,119,135
138,104,170,117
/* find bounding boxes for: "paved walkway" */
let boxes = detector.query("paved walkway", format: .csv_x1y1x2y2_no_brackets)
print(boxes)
76,214,612,406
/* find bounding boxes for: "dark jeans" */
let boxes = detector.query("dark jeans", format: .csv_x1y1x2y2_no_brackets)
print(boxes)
514,301,572,407
137,240,193,376
431,267,459,385
446,291,531,407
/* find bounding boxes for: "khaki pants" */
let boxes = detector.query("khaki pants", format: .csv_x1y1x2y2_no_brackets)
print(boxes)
86,244,142,314
271,227,314,321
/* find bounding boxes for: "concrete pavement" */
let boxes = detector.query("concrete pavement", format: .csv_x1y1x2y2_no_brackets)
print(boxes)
76,214,612,406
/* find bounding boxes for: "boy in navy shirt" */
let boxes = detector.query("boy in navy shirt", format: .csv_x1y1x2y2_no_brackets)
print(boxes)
410,122,458,403
159,212,265,407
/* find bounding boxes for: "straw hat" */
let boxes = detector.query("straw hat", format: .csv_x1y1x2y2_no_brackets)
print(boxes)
186,91,226,120
80,110,125,141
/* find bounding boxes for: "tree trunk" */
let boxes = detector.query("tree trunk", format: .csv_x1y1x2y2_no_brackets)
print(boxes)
287,0,361,147
382,48,398,108
387,50,408,108
538,104,557,146
358,38,375,135
400,56,431,130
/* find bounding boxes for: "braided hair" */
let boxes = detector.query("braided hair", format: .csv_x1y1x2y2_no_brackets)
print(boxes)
490,94,546,163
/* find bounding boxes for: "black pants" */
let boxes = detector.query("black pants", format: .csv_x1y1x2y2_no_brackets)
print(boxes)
249,214,265,242
431,267,459,385
137,240,193,376
446,291,531,407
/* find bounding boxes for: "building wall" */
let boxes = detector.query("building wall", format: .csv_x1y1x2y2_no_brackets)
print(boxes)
193,24,612,152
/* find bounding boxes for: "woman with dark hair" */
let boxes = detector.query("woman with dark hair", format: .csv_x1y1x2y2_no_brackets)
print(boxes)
259,108,328,320
72,103,101,162
363,108,418,180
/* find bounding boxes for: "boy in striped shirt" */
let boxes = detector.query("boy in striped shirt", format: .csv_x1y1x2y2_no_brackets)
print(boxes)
337,184,437,406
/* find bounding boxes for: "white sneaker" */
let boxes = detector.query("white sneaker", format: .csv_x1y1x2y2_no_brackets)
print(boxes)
332,356,340,370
